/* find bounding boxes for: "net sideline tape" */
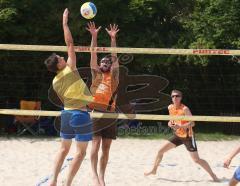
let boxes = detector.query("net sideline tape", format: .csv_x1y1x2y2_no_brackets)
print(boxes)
0,44,240,55
1,109,240,122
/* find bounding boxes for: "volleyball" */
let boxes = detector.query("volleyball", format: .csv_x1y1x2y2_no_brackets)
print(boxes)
80,2,97,19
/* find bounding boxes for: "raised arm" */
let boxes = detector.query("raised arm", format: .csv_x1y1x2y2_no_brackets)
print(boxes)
63,8,76,69
106,24,119,74
86,22,101,72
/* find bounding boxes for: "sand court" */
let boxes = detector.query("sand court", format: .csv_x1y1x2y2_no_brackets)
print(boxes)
0,137,239,186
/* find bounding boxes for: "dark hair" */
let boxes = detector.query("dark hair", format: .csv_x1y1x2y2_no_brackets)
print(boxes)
100,54,117,65
171,89,183,97
44,53,59,72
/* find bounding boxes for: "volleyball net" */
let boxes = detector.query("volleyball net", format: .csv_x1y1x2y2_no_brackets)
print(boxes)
0,44,240,133
0,109,240,123
0,44,240,55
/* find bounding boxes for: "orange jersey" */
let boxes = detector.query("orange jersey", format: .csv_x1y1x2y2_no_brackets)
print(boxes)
168,104,193,138
89,71,118,111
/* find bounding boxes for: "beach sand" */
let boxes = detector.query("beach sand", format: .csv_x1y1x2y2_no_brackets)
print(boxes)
0,137,239,186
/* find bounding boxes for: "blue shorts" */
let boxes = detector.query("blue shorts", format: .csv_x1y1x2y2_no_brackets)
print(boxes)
234,166,240,181
60,110,92,141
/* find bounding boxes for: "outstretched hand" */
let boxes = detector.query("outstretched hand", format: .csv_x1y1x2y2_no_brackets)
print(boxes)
106,24,119,39
86,21,101,37
63,8,69,25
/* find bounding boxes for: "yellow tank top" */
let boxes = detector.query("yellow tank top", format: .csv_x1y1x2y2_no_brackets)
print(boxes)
89,71,118,111
53,65,93,110
168,104,193,138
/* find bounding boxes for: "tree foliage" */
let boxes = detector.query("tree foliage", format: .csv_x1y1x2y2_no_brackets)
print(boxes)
0,0,239,118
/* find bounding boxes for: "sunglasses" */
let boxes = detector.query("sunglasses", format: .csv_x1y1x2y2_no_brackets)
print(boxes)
101,59,112,64
171,95,181,98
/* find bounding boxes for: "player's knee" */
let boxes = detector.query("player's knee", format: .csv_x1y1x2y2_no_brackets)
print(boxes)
192,157,200,164
76,150,86,159
102,145,111,156
92,143,100,153
92,138,101,147
102,147,110,155
60,147,70,156
158,149,165,156
91,148,99,158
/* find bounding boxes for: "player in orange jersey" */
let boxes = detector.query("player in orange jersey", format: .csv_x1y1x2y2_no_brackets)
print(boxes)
86,22,119,186
144,89,219,182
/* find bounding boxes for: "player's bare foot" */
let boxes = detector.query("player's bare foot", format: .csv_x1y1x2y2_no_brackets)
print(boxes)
144,169,156,176
93,176,101,186
49,181,57,186
99,176,105,186
212,174,220,182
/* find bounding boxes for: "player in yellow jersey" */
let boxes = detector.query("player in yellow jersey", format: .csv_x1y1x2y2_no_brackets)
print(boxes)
144,90,219,182
44,9,93,186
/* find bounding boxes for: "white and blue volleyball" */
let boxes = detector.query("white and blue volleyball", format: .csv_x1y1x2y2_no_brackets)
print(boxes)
80,2,97,19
